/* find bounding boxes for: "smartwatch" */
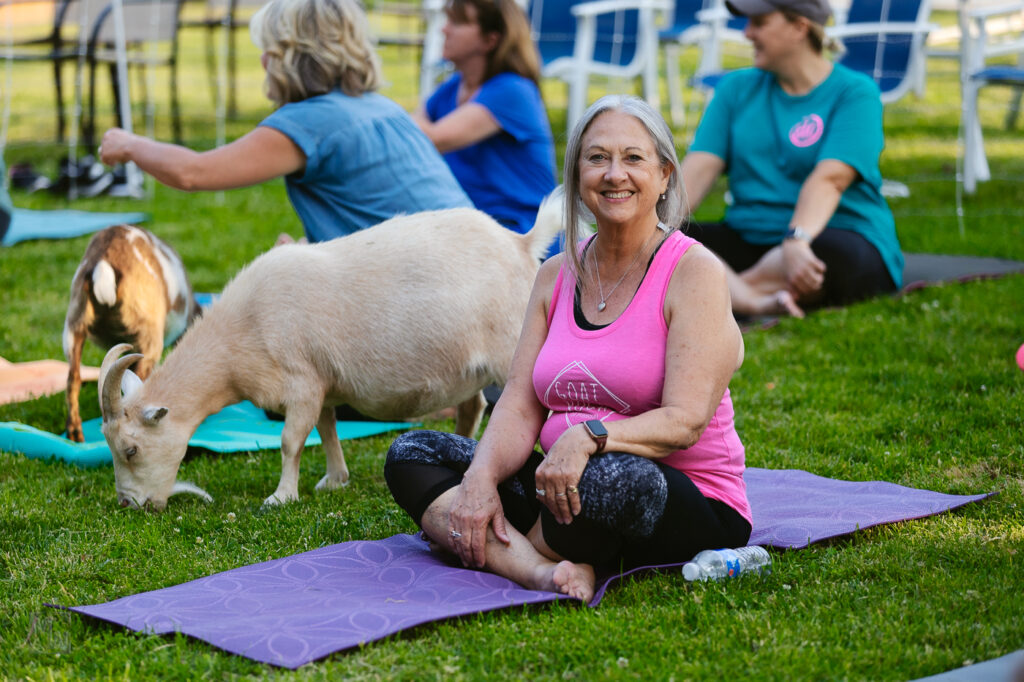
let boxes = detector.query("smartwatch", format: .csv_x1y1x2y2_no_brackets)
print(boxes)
582,419,608,454
784,226,813,243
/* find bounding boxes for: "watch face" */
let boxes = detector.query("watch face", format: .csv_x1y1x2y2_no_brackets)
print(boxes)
586,420,607,437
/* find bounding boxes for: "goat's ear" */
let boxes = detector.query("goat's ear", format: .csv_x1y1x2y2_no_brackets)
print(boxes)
142,406,168,425
121,369,143,399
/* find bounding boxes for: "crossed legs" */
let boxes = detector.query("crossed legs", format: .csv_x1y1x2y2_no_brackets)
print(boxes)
420,487,596,602
689,222,896,316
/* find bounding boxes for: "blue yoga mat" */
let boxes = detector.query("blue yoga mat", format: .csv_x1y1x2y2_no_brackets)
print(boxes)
2,208,148,246
0,401,413,468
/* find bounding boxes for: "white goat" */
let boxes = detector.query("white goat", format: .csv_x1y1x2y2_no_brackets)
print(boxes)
98,199,562,510
64,225,199,442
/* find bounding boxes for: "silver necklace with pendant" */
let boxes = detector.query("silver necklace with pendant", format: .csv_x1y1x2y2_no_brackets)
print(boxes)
591,224,666,312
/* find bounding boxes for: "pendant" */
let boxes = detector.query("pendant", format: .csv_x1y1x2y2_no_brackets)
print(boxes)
597,301,607,312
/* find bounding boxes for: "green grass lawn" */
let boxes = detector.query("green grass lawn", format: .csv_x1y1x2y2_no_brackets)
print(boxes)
1,14,1023,681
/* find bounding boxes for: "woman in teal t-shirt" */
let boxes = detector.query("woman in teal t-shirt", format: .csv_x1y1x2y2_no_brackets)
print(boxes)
681,0,903,317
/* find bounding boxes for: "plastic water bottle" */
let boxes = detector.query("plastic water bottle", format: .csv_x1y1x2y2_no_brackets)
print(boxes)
682,546,771,582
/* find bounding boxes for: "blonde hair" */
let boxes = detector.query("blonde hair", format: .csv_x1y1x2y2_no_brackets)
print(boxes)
250,0,382,106
562,95,686,283
781,9,841,55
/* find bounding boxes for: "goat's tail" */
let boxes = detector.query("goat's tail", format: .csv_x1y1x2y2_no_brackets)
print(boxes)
91,260,119,307
523,186,566,262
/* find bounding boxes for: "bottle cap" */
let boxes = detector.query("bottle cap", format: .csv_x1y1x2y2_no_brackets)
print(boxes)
682,562,702,581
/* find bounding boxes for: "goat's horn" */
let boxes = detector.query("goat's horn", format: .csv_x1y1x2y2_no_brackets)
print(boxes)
100,345,144,421
98,343,132,412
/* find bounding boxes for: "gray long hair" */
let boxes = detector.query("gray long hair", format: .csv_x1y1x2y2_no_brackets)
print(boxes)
562,95,687,281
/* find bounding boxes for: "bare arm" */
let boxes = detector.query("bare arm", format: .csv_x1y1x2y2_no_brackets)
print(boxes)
413,102,503,154
612,246,742,455
535,245,742,523
98,126,306,192
680,151,726,217
789,158,858,238
448,256,559,567
781,158,859,295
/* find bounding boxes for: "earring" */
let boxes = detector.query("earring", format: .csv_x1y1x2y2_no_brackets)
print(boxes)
660,193,666,202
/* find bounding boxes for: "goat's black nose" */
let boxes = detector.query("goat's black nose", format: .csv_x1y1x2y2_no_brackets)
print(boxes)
119,498,130,508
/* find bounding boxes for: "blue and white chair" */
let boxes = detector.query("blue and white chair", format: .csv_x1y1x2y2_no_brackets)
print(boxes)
419,0,669,131
828,0,936,104
660,0,745,127
532,0,670,128
691,0,935,104
960,0,1024,194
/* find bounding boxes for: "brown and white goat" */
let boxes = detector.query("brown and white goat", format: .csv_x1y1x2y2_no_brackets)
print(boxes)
64,225,200,442
98,199,562,510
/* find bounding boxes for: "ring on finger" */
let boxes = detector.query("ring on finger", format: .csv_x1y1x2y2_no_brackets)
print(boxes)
567,485,579,494
555,491,566,497
449,530,462,538
535,488,546,497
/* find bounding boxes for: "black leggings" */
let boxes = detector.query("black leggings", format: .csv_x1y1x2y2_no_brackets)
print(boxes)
384,430,751,570
688,222,897,307
0,205,9,244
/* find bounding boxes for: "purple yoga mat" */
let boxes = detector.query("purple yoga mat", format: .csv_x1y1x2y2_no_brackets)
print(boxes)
54,468,991,668
745,467,991,549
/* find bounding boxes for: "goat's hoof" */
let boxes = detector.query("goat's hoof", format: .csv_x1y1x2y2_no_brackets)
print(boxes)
67,425,84,443
262,492,297,507
315,473,350,491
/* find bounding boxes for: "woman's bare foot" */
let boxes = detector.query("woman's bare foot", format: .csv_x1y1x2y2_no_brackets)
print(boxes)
752,290,805,318
533,560,595,602
553,561,596,601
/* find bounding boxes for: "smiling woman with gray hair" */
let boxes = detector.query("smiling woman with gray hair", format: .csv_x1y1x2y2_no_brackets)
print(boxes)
681,0,903,318
385,95,752,603
99,0,470,244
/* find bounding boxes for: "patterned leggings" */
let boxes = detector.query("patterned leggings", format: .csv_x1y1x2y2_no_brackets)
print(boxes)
384,430,751,569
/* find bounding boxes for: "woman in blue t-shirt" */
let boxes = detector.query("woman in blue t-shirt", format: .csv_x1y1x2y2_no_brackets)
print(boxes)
413,0,558,256
680,0,903,317
98,0,470,244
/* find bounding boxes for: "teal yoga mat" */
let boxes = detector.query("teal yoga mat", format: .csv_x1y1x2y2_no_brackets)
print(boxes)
0,401,413,468
2,208,148,246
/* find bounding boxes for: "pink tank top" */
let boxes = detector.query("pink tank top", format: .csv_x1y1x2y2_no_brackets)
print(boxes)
532,230,751,523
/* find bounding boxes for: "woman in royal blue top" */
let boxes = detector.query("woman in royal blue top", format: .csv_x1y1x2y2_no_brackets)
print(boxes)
99,0,470,244
681,0,903,317
414,0,559,257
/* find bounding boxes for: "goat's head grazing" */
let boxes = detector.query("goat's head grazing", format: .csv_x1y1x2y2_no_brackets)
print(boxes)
99,344,212,511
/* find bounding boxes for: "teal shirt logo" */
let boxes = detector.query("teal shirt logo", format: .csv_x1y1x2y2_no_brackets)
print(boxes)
788,114,824,148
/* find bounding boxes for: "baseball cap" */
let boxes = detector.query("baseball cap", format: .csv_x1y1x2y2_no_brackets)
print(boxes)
725,0,833,25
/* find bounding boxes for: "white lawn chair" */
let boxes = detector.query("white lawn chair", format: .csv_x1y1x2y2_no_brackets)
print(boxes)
536,0,671,129
419,0,670,131
960,0,1024,193
660,0,745,128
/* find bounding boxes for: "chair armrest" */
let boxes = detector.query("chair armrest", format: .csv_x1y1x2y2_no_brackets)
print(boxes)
827,21,938,39
967,1,1024,21
571,0,672,19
